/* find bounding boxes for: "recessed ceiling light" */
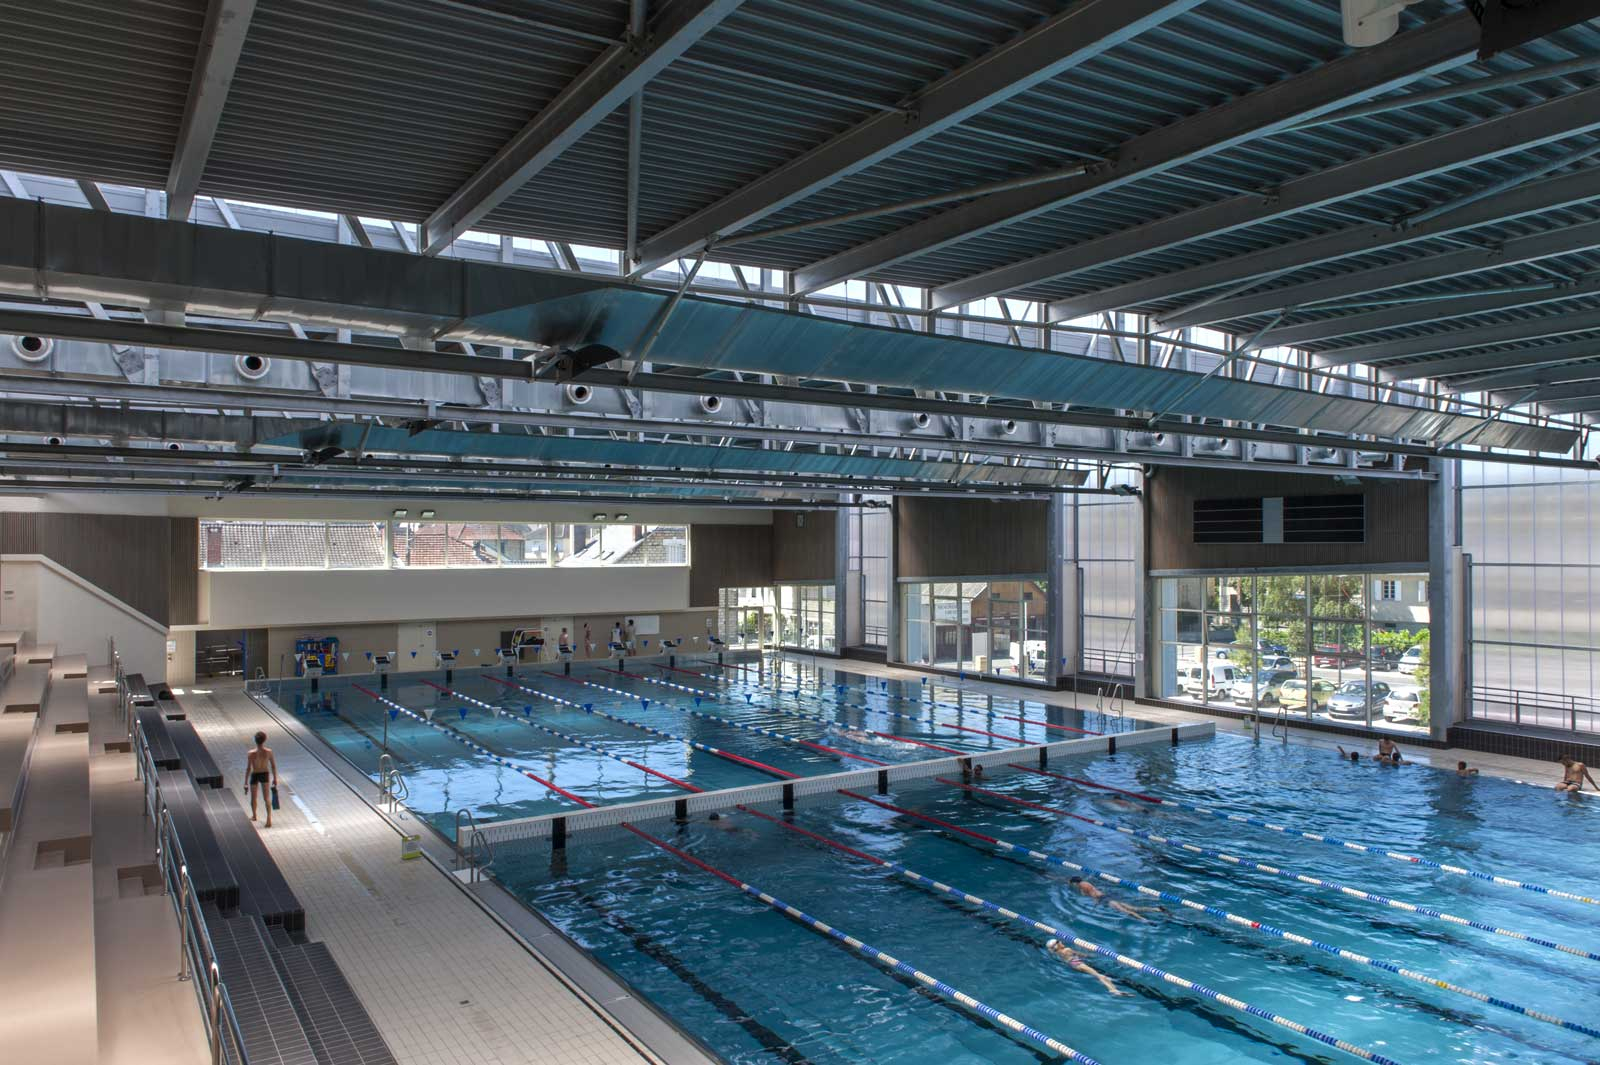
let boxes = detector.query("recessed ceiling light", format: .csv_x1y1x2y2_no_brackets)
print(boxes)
420,509,436,518
393,508,408,517
592,512,608,521
615,512,629,521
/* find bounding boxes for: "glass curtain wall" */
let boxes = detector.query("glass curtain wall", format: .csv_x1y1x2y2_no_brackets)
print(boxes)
899,578,1048,683
721,584,837,653
1462,462,1600,733
847,504,891,648
718,587,776,650
1154,572,1430,735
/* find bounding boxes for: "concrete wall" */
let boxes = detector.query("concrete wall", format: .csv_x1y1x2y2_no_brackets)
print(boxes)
0,555,167,678
201,564,691,629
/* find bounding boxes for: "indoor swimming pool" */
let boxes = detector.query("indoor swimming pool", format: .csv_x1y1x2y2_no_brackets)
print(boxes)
275,660,1600,1064
279,659,1134,838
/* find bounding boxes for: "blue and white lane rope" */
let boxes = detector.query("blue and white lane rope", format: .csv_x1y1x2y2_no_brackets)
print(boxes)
350,685,592,806
760,809,1407,1065
847,788,1600,1039
481,676,812,775
376,682,1097,1063
628,825,1103,1065
529,673,892,765
421,680,703,793
1027,766,1600,908
951,778,1600,964
559,672,965,755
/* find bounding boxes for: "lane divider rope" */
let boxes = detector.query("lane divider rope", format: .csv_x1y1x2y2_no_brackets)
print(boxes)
1018,765,1600,908
944,777,1600,964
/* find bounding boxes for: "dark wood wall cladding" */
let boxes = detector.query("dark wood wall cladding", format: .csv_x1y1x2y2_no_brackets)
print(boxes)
896,498,1048,578
689,524,774,606
167,518,199,626
1146,468,1429,571
772,510,836,582
1,512,193,625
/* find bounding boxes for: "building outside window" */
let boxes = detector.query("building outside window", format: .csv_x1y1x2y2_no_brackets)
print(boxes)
899,577,1048,683
1153,571,1430,735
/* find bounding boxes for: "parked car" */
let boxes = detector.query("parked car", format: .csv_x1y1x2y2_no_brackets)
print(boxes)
1398,646,1423,674
1179,663,1236,699
1313,645,1363,668
1367,647,1401,671
1382,687,1424,723
1257,654,1295,670
1279,678,1336,713
1326,680,1393,720
1229,668,1298,706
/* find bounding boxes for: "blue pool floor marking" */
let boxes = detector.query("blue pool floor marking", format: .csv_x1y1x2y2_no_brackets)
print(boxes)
1025,765,1600,909
851,787,1600,1040
950,777,1600,965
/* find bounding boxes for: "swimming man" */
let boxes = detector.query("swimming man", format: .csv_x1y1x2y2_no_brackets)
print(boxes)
1456,761,1479,777
245,730,277,828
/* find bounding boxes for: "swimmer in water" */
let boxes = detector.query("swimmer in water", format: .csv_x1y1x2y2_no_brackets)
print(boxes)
706,812,742,833
1337,746,1360,763
1046,939,1128,996
1069,876,1164,921
1456,761,1479,777
1376,736,1404,765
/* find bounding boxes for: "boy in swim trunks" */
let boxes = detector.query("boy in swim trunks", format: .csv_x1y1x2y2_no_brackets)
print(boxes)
245,731,278,828
1557,755,1598,794
1046,939,1128,996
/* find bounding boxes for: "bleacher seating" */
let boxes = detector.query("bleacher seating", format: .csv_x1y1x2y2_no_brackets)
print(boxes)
197,786,305,932
206,907,319,1065
135,708,181,771
156,769,239,910
3,662,51,716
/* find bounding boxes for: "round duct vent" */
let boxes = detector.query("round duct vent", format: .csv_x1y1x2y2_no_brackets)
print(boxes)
235,354,271,380
11,335,53,362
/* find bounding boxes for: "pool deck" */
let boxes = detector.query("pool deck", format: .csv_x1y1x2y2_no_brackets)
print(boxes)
183,684,718,1065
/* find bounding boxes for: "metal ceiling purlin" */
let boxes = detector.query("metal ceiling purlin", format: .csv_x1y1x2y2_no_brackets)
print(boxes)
629,0,1205,275
1044,87,1600,322
797,12,1483,299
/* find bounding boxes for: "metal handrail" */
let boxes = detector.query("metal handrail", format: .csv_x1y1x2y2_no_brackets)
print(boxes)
467,828,494,884
138,732,252,1065
1470,684,1600,734
453,808,479,871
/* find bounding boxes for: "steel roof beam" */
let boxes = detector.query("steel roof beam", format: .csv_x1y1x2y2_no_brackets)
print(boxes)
422,0,746,256
1454,354,1600,391
797,12,1481,301
630,0,1199,276
1052,167,1600,324
1323,305,1600,368
1251,275,1600,350
1162,218,1600,331
167,0,257,221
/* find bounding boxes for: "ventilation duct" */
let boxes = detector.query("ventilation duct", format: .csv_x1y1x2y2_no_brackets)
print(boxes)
910,412,931,429
234,353,270,380
565,383,593,405
11,334,52,362
999,419,1018,436
698,395,723,414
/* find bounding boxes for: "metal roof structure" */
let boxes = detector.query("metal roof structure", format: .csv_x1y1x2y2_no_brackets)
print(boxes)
1,0,1598,505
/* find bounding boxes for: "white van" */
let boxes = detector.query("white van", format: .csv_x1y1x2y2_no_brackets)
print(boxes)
1180,663,1236,698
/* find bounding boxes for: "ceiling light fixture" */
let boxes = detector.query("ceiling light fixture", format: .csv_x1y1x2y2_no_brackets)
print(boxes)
393,508,408,517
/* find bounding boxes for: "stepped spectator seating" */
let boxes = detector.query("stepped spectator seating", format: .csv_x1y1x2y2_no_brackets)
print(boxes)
144,718,395,1064
3,661,51,716
0,709,43,838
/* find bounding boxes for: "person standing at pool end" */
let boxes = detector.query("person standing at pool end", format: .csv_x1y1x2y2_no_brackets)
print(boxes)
245,731,278,828
1046,939,1128,996
1456,761,1479,777
1557,755,1598,793
1376,736,1403,764
1069,876,1163,921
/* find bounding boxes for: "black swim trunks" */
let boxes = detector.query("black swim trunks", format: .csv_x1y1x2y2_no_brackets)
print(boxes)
250,771,270,785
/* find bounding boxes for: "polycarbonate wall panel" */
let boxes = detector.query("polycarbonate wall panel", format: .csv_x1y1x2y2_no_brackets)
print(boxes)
1462,463,1600,732
1077,494,1138,678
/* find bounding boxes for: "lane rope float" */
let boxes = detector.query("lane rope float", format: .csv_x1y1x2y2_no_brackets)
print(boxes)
1019,764,1600,908
946,777,1600,964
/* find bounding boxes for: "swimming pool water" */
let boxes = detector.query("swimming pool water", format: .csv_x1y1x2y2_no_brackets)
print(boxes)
279,660,1600,1064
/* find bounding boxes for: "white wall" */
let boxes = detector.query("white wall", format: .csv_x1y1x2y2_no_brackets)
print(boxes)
202,564,692,630
0,555,167,678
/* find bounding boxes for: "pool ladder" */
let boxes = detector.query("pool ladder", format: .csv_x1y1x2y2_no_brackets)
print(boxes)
376,755,409,814
454,809,493,884
1095,683,1127,727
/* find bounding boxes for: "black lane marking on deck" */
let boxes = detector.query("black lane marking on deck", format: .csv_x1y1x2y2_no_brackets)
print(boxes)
575,893,816,1065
